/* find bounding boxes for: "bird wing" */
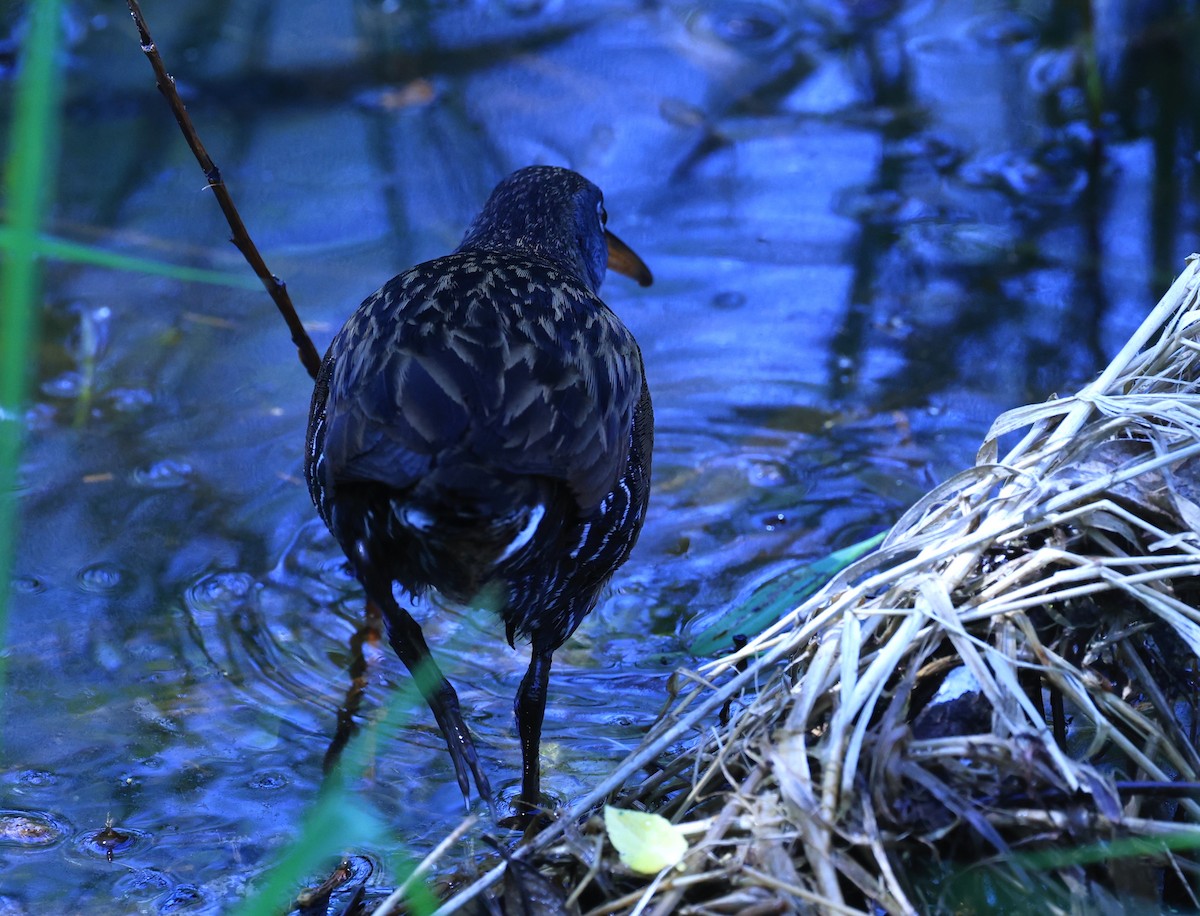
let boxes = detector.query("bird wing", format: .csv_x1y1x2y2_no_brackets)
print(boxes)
317,252,643,511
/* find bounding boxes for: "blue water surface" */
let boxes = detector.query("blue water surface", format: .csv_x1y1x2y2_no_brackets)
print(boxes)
3,0,1198,911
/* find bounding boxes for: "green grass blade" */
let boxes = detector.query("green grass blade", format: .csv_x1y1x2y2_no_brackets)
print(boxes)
687,531,887,656
0,226,260,289
230,668,446,915
0,0,66,737
1016,831,1200,871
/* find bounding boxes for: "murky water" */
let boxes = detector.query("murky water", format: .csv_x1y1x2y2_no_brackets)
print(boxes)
3,0,1199,911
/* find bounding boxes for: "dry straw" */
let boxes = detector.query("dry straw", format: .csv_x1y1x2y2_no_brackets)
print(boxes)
440,255,1200,914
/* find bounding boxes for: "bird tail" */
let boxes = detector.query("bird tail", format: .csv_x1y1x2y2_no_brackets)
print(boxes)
386,468,561,604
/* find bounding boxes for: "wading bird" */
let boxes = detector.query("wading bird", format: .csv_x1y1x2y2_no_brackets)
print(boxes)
305,165,653,819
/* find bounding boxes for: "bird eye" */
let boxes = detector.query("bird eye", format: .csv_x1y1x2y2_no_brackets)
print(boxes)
597,202,608,228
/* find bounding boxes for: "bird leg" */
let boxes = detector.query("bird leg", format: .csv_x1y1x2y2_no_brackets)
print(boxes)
353,550,494,813
513,646,554,820
381,596,495,812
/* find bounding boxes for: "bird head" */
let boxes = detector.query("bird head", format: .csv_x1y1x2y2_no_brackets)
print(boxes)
456,165,652,294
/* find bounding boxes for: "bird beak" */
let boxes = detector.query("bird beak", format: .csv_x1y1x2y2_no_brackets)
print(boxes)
606,230,653,287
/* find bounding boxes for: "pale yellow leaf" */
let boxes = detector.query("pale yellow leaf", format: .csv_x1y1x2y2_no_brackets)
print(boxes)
603,805,687,875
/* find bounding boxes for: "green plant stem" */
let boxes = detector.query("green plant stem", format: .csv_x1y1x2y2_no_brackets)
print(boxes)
0,0,65,746
0,227,260,289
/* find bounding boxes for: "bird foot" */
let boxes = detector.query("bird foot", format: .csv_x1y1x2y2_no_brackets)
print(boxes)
496,796,554,834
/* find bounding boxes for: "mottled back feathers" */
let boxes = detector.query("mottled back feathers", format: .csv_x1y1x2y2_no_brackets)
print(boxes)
315,250,642,513
304,165,653,648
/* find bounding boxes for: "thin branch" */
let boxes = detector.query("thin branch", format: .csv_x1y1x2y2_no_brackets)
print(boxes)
125,0,323,380
370,816,478,916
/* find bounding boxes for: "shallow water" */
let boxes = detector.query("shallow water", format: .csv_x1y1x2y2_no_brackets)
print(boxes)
3,0,1199,911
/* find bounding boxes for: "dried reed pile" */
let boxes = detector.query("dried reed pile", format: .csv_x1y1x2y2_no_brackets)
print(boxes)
437,257,1200,915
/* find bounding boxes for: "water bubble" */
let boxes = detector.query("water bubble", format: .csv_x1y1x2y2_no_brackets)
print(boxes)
116,773,143,792
762,512,787,531
185,572,256,613
688,1,789,50
12,575,46,594
746,458,789,487
712,3,787,46
77,562,131,594
75,822,150,860
15,769,58,788
0,809,70,848
247,770,289,791
132,459,193,489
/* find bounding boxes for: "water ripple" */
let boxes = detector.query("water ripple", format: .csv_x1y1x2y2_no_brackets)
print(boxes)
12,575,46,595
184,571,257,614
131,459,193,489
688,1,791,50
76,561,132,595
0,809,71,848
72,823,152,861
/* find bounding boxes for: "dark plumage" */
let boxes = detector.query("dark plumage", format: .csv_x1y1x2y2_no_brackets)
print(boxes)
305,165,653,818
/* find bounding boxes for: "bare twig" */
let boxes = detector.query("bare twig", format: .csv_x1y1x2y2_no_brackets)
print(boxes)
125,0,323,380
647,765,764,916
323,598,383,775
370,816,479,916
